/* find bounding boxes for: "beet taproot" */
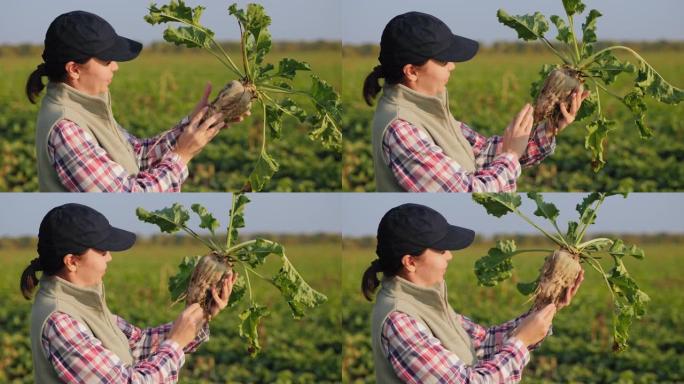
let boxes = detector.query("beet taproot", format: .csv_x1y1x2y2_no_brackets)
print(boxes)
532,249,582,311
534,67,584,134
205,80,256,123
185,252,232,318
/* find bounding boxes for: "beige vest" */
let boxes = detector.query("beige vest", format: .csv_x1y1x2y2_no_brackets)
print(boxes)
30,276,133,383
35,82,140,192
371,276,477,384
371,84,476,192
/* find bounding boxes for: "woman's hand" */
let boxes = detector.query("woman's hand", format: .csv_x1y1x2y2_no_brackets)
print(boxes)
207,270,239,320
549,88,591,136
511,304,556,348
557,269,584,309
168,303,205,348
501,103,535,160
189,83,213,121
173,107,225,165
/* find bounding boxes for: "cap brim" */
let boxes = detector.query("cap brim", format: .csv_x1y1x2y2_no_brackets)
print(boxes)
434,34,479,63
432,225,475,251
93,227,137,252
97,36,142,62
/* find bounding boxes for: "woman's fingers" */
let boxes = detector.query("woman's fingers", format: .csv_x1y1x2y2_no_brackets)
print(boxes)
541,303,557,319
201,82,212,103
189,106,209,129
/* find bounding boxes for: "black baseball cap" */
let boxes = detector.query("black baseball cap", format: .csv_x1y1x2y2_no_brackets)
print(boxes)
38,203,136,259
377,203,475,256
379,11,479,68
42,10,142,64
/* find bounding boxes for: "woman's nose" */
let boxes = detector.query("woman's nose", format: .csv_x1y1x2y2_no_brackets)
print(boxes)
447,62,455,71
111,61,119,72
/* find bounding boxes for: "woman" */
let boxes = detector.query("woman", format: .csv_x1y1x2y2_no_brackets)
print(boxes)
26,10,249,192
361,203,583,383
20,203,237,383
363,12,589,192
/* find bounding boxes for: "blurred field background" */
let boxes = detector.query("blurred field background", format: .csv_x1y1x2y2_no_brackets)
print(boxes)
0,42,341,192
342,234,684,384
342,43,684,192
0,234,341,383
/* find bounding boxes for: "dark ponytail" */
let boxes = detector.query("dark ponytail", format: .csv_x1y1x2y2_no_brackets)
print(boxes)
20,258,43,299
26,64,48,104
361,242,425,301
361,259,382,301
20,247,80,299
25,59,88,104
363,65,384,106
362,60,428,106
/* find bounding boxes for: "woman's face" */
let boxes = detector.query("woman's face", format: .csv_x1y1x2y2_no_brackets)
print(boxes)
409,248,453,287
405,59,455,96
69,248,112,286
68,58,119,96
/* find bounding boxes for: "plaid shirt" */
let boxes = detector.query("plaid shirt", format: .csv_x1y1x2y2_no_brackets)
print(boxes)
382,119,556,192
41,311,209,383
381,310,547,384
47,119,189,192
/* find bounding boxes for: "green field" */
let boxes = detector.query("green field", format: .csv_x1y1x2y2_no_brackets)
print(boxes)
342,49,684,191
342,238,684,384
0,46,341,192
0,238,341,383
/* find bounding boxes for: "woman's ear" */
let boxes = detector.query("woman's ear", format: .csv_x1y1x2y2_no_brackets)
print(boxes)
401,254,416,273
64,61,80,80
402,64,418,83
63,254,78,272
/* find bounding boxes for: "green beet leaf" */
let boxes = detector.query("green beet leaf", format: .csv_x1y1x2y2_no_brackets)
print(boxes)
274,58,311,80
474,240,517,287
562,0,586,17
306,75,343,151
584,118,617,171
580,9,602,57
232,238,283,268
168,255,200,302
273,258,328,319
227,274,246,308
248,149,279,192
517,279,539,296
608,239,645,260
634,60,683,105
527,192,560,222
238,304,270,357
146,1,214,50
472,193,521,218
589,51,635,85
136,204,190,233
496,10,549,41
191,203,220,236
607,257,650,351
227,193,250,248
549,15,573,45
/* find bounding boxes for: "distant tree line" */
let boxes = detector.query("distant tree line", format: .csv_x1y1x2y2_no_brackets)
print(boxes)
0,233,342,250
343,40,684,57
342,233,684,250
0,40,341,58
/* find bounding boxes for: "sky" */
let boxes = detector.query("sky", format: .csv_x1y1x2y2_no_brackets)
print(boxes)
342,0,684,44
340,193,684,238
0,193,340,237
1,0,681,45
0,193,682,238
